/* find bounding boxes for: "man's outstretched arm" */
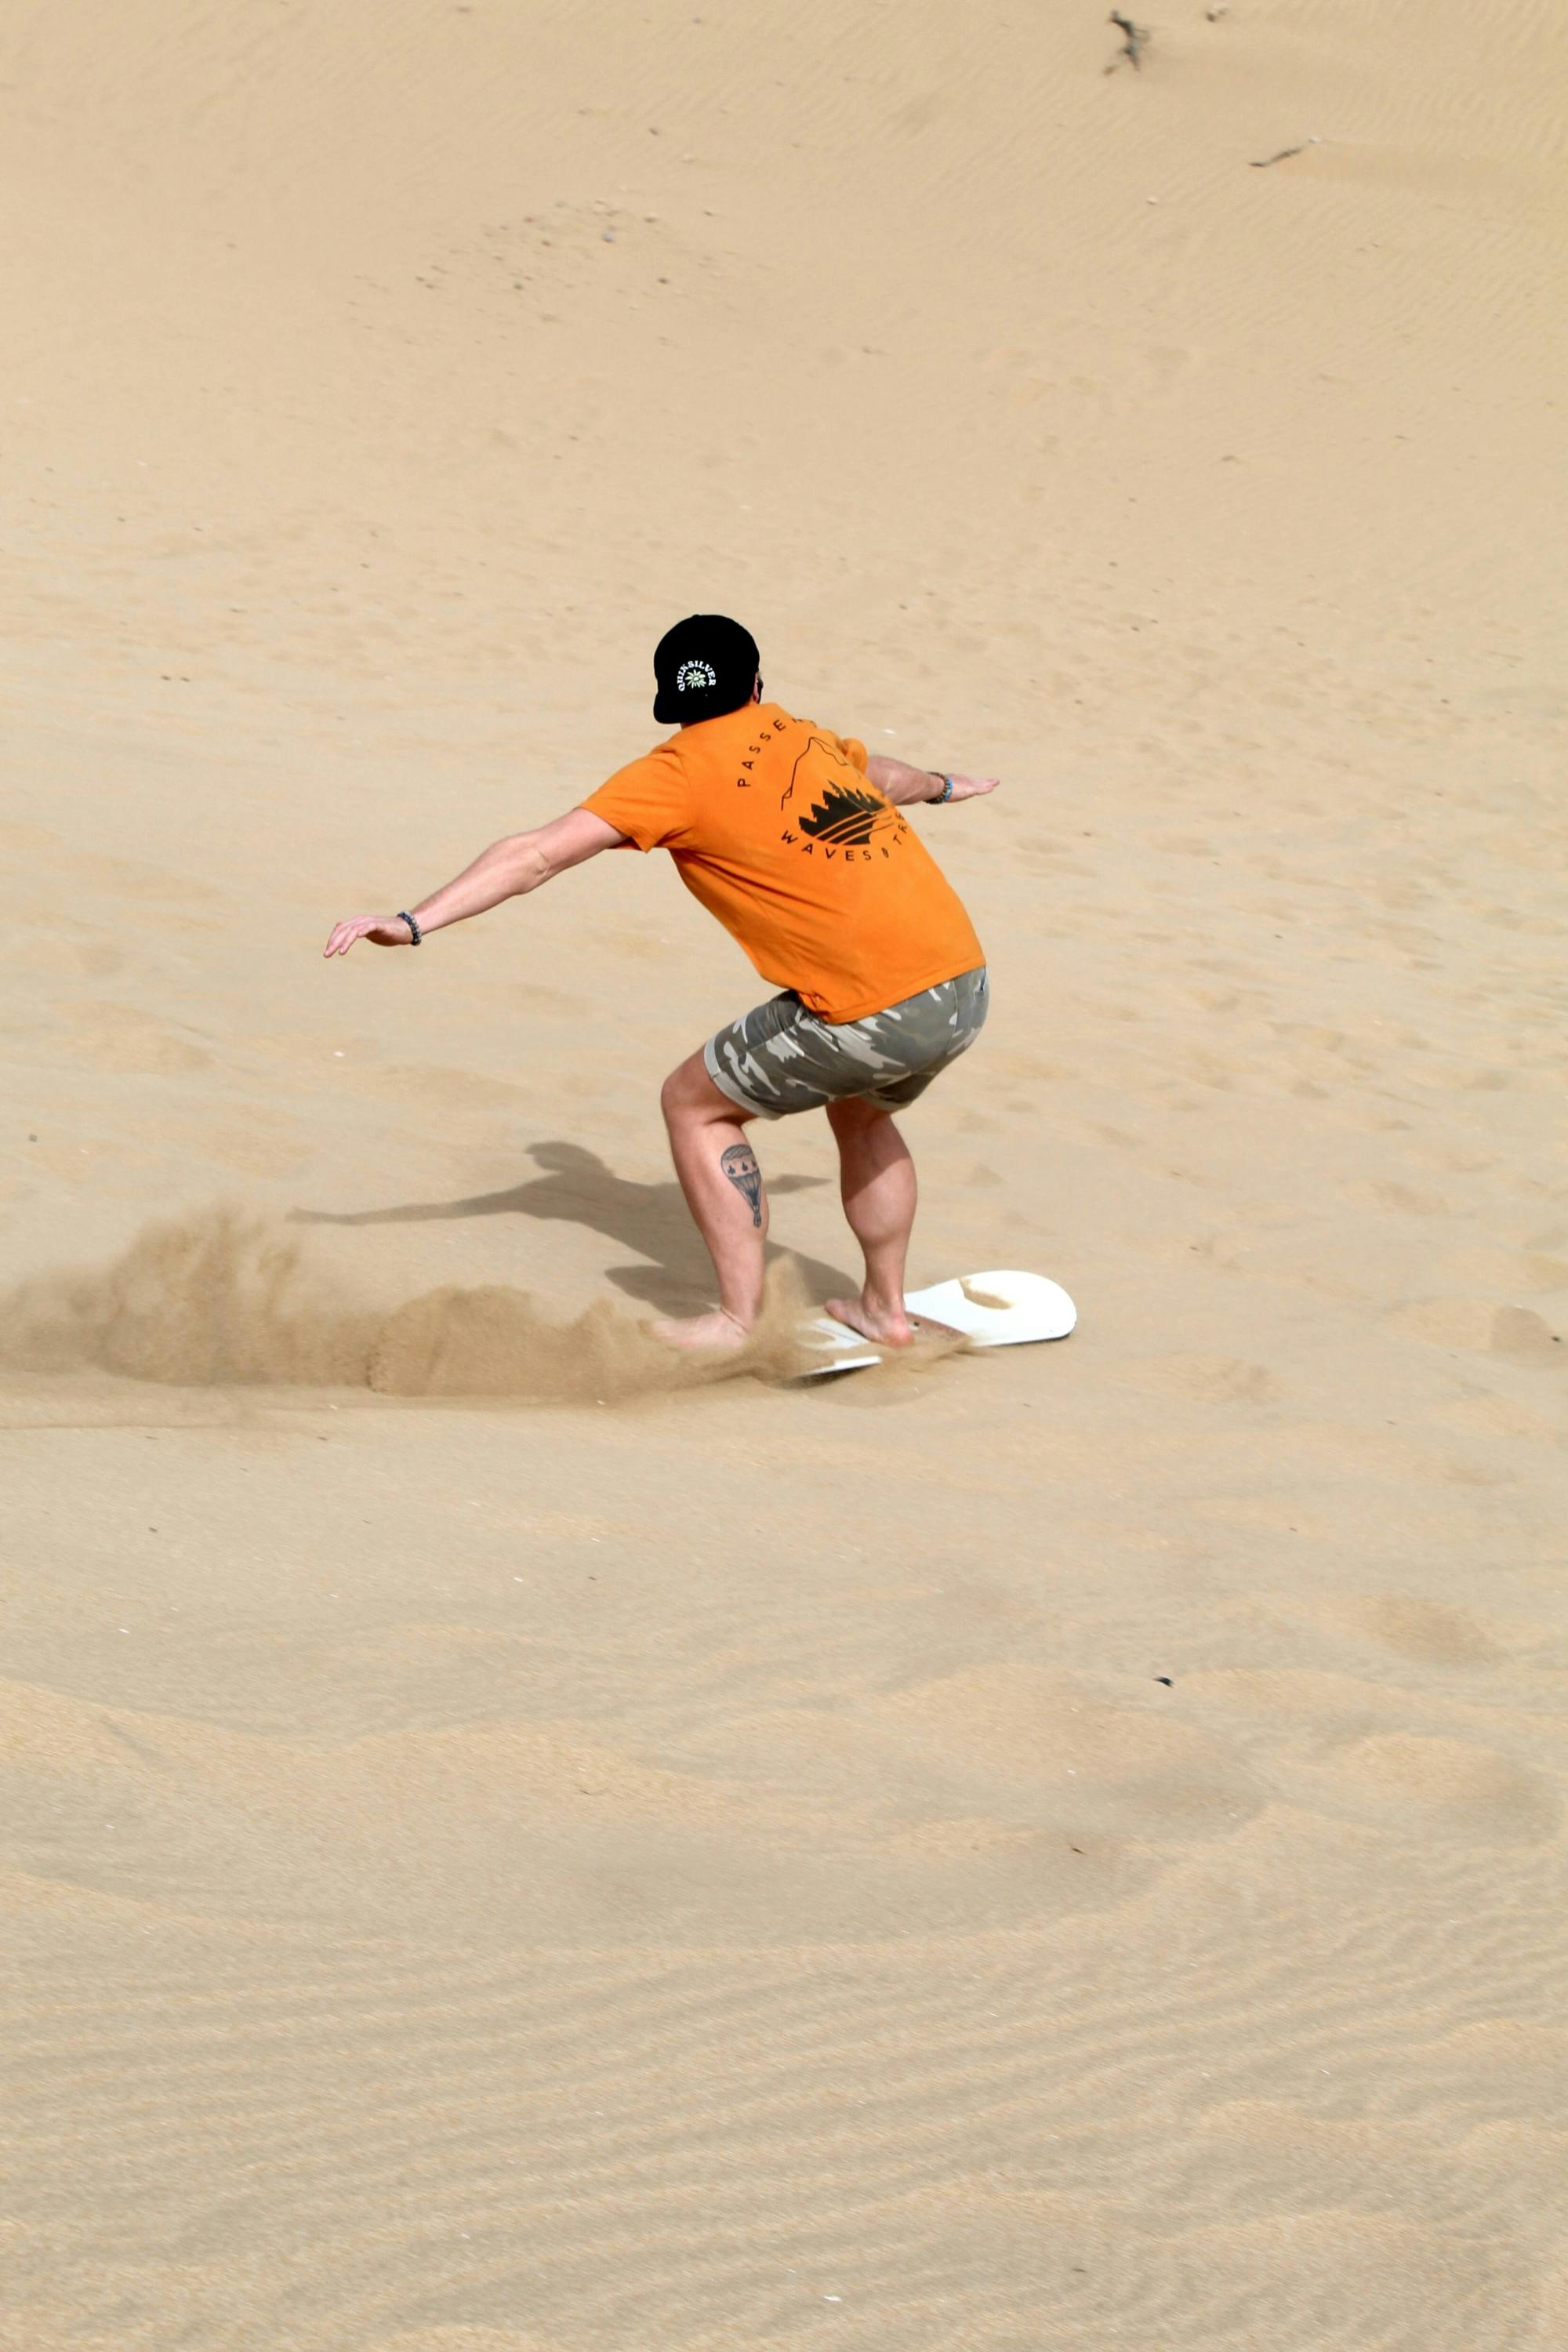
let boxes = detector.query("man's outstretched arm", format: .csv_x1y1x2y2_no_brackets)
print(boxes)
864,754,1000,806
323,807,628,956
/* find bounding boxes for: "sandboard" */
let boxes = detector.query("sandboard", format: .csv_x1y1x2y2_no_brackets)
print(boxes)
800,1269,1076,1377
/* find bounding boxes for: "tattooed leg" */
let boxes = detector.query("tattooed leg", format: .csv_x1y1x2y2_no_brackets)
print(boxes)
652,1050,768,1348
720,1142,764,1227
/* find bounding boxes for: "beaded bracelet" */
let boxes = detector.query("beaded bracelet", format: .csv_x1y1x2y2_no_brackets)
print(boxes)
397,909,423,944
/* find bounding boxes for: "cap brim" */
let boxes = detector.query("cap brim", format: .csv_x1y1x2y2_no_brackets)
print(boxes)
654,688,748,728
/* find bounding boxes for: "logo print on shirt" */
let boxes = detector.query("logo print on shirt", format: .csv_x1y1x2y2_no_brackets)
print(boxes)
797,782,889,847
779,735,906,863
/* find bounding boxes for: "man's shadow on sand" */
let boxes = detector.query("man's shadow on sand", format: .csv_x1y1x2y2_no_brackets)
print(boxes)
291,1139,845,1315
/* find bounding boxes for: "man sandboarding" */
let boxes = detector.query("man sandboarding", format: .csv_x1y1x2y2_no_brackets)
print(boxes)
324,616,997,1351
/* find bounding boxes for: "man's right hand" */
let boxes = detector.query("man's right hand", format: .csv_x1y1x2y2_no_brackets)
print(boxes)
934,772,1000,803
323,916,414,956
864,753,1001,806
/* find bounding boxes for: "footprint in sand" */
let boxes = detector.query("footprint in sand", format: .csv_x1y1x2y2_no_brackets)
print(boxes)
872,1664,1259,1838
1438,1393,1564,1443
1327,1733,1559,1843
1115,1353,1276,1403
1363,1179,1452,1216
1339,1594,1503,1668
1386,1298,1564,1362
370,1064,528,1112
1439,1248,1568,1294
59,1000,212,1074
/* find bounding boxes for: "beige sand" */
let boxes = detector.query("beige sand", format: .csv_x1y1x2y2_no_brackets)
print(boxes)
2,1,1566,2343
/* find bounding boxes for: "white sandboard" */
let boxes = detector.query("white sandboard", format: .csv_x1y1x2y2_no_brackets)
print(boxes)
801,1269,1076,1377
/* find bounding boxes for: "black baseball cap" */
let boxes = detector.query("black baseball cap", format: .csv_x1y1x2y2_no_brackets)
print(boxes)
652,615,760,726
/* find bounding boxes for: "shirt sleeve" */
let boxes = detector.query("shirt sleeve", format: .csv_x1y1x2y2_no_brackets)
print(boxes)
580,746,690,852
830,733,869,773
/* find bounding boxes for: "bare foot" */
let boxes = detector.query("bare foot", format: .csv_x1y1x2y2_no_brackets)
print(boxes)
649,1308,752,1352
825,1293,916,1348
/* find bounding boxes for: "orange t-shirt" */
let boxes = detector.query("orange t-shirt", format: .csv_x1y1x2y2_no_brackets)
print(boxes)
581,702,983,1023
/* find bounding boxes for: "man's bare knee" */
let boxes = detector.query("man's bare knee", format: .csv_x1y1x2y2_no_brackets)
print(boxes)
827,1094,891,1134
662,1053,749,1127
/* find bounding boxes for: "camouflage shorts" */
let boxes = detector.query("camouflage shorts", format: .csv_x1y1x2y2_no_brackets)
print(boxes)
703,966,989,1120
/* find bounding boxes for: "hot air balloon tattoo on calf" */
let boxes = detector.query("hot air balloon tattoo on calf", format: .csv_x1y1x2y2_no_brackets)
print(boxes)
720,1142,764,1227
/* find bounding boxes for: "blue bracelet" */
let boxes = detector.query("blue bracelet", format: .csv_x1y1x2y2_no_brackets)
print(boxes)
397,909,423,944
936,774,955,804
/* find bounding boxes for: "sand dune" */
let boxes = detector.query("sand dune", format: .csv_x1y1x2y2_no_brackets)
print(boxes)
3,0,1566,2345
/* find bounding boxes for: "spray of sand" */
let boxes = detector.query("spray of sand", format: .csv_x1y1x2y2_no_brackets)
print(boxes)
0,1207,821,1401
